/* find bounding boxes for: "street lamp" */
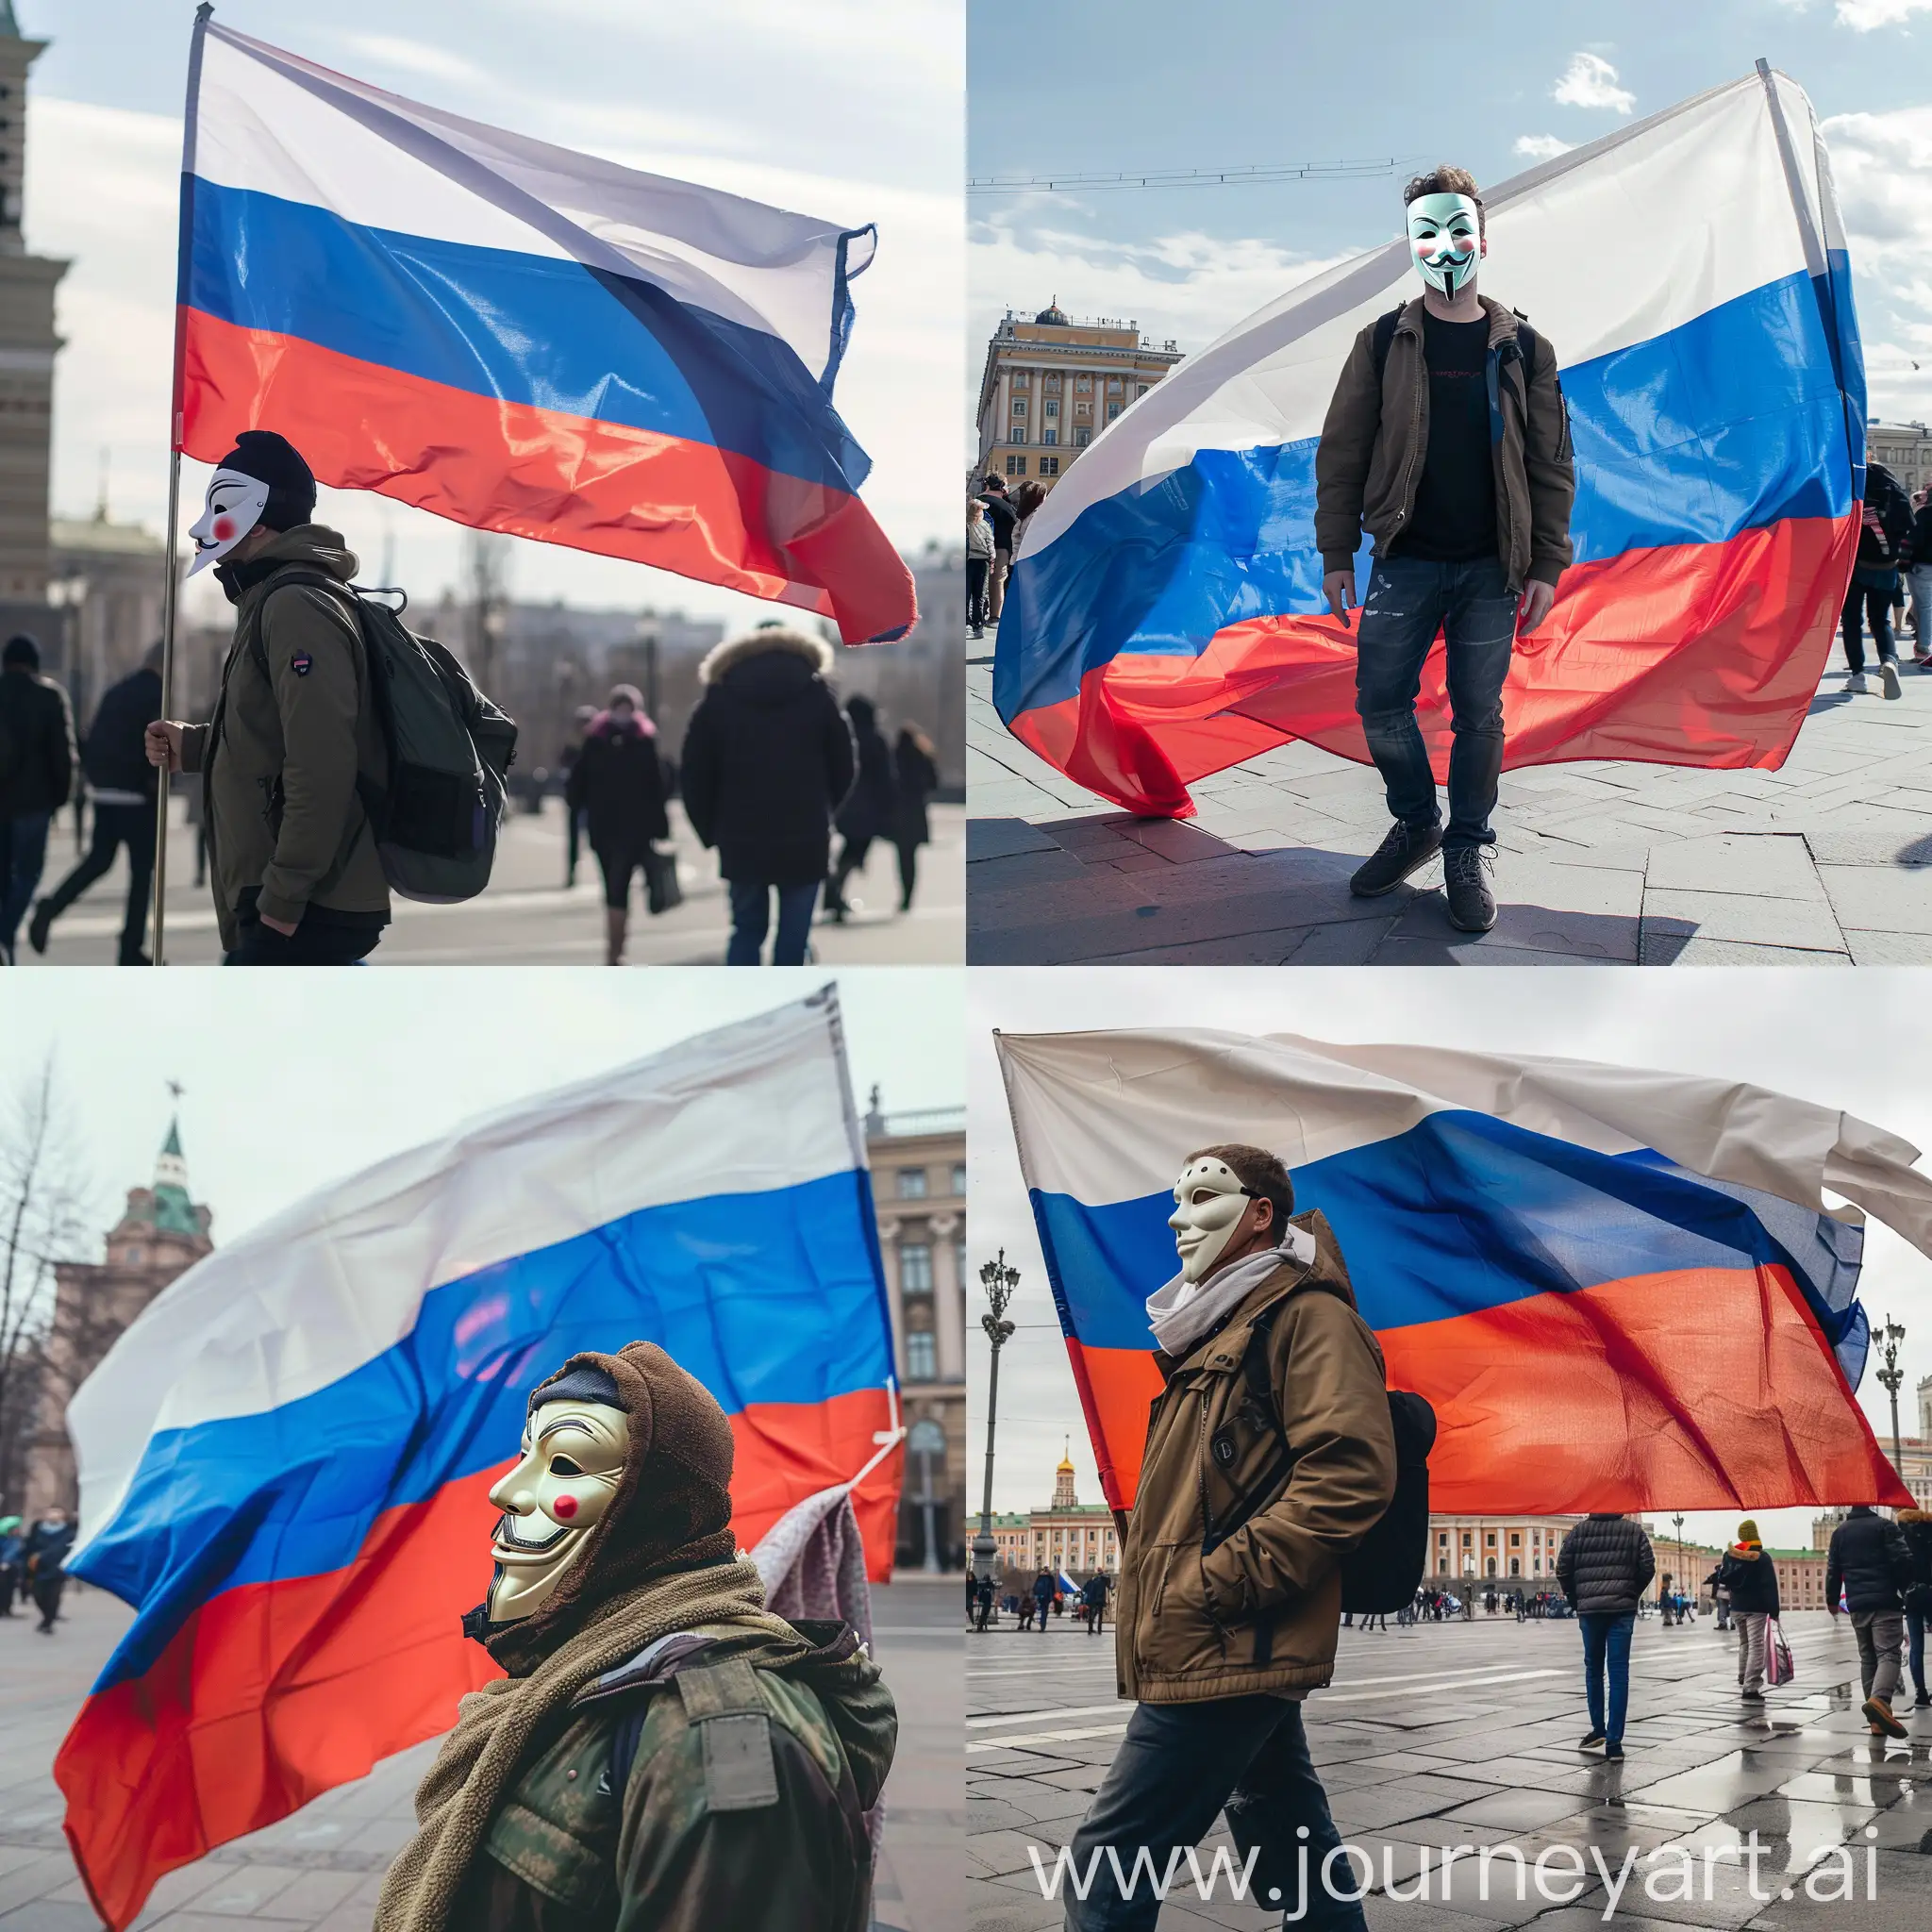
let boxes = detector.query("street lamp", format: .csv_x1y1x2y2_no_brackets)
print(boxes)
1875,1314,1907,1482
973,1249,1019,1591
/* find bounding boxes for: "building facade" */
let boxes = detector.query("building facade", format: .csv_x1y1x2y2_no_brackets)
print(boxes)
24,1117,213,1519
1428,1513,1587,1586
48,509,169,725
1870,420,1932,498
866,1093,967,1571
974,305,1183,492
987,1449,1120,1587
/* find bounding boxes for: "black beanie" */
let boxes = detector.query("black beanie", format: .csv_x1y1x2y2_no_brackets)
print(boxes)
217,429,316,531
2,633,39,670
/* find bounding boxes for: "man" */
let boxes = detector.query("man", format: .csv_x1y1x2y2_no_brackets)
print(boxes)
1556,1513,1655,1760
23,1506,75,1635
145,430,391,964
0,633,76,964
565,684,670,966
375,1341,896,1932
1031,1565,1055,1635
1065,1145,1396,1932
1825,1503,1915,1739
28,642,163,964
977,475,1018,622
1315,165,1575,934
1905,487,1932,667
974,1572,996,1633
1081,1567,1110,1636
1715,1521,1780,1700
1899,1506,1932,1708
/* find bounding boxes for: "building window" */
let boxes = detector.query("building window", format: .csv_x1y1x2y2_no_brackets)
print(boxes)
1043,373,1061,390
1043,399,1059,418
1509,1532,1521,1547
1009,456,1026,475
123,1246,144,1266
1074,401,1091,418
1009,428,1027,444
1509,1558,1521,1576
1074,429,1090,446
1106,403,1122,421
950,1163,966,1195
1011,370,1029,387
1040,457,1059,476
1107,377,1124,393
1138,384,1151,395
906,1330,937,1380
1010,398,1027,417
1041,427,1058,445
1437,1532,1448,1547
1486,1557,1496,1576
1485,1532,1495,1547
1460,1532,1472,1548
897,1168,927,1199
1075,375,1092,392
901,1243,934,1293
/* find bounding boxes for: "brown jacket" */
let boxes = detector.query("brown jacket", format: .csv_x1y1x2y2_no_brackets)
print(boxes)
179,526,390,949
1115,1210,1396,1704
1314,294,1575,592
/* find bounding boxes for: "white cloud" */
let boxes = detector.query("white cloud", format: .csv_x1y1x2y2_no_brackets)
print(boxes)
1553,52,1636,115
1513,134,1574,159
1836,0,1932,26
334,35,494,89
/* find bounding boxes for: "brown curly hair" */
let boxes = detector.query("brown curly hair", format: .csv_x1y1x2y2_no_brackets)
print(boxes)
1403,164,1485,241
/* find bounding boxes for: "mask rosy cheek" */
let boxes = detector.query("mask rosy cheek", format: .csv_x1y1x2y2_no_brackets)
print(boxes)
553,1493,578,1521
212,517,234,541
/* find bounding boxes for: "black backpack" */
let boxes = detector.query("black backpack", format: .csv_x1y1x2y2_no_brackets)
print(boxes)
1232,1296,1437,1617
245,570,518,904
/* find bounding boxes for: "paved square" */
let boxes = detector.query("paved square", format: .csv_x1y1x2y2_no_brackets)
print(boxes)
0,1576,961,1931
968,1607,1932,1930
967,650,1932,965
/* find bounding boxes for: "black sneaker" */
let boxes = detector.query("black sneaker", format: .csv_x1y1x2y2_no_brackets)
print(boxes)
1443,845,1497,932
26,899,52,956
1350,820,1441,897
1579,1731,1606,1750
1604,1740,1624,1760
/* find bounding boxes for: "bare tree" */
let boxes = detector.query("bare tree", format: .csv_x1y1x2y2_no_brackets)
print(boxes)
0,1058,96,1511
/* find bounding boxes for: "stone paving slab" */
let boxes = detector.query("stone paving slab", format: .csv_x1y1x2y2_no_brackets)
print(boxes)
968,652,1932,966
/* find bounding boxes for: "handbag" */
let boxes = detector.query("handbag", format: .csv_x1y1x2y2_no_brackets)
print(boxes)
642,844,682,915
1764,1615,1796,1687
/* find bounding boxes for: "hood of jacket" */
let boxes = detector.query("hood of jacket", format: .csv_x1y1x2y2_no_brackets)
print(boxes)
1900,1508,1931,1526
217,524,358,604
697,625,834,691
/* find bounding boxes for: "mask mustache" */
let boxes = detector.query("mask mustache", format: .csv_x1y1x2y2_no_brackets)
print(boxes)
493,1510,571,1555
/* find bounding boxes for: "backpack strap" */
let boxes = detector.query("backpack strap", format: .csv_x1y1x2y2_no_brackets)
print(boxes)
1370,306,1404,387
242,566,361,687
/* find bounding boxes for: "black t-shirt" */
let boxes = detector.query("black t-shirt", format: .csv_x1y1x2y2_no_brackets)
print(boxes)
1391,309,1497,563
978,491,1018,552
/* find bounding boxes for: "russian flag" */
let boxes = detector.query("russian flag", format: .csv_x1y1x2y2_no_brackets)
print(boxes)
56,991,902,1930
993,67,1863,816
995,1027,1921,1519
175,18,916,643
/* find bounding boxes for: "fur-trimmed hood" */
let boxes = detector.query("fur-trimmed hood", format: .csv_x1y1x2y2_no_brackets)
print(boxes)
697,625,834,688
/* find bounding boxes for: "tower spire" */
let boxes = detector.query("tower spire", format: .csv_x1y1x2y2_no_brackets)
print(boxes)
152,1088,197,1236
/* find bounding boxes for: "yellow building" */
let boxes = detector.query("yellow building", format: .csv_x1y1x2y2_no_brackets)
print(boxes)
974,304,1183,491
1429,1513,1588,1586
989,1448,1119,1586
1870,420,1932,497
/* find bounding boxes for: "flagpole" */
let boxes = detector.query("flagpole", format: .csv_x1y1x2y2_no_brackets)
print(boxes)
151,2,214,966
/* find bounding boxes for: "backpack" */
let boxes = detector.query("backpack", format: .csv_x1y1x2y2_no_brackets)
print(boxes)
245,570,518,904
1234,1296,1438,1616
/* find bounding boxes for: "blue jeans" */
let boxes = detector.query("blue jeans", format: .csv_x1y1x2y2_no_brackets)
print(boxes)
0,809,53,953
1355,554,1517,850
1907,1596,1926,1699
1066,1696,1366,1932
725,879,818,966
1578,1610,1635,1742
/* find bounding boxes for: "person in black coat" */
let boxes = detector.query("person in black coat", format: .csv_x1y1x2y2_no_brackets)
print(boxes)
1899,1507,1932,1707
978,475,1019,621
680,625,856,966
824,695,896,923
28,644,162,965
1825,1504,1915,1736
891,724,939,912
565,684,670,966
0,633,77,965
1556,1514,1655,1756
23,1507,75,1634
1842,461,1914,695
1715,1520,1780,1699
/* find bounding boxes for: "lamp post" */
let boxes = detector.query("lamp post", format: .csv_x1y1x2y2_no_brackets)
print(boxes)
1875,1314,1907,1484
973,1250,1019,1591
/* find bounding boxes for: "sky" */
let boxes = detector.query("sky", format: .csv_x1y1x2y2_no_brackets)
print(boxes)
0,967,963,1255
966,970,1932,1558
967,0,1932,462
24,0,963,632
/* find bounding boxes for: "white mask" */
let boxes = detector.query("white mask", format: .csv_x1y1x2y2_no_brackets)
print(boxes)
1407,191,1484,298
485,1396,630,1623
1168,1157,1257,1285
187,467,271,576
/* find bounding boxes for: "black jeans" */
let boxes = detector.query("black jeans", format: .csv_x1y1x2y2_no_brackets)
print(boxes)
1354,554,1516,851
1841,579,1898,672
39,800,156,961
966,555,990,628
1066,1696,1365,1931
31,1574,63,1630
225,917,382,965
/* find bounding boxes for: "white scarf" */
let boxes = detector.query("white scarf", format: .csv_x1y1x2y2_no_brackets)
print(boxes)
1144,1224,1317,1359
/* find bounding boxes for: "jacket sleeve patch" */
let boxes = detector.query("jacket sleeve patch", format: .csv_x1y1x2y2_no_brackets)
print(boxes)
699,1711,779,1811
291,651,314,677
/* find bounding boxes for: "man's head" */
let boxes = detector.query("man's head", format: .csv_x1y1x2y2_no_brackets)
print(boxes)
968,498,984,521
606,683,642,724
1168,1142,1295,1284
982,473,1008,494
188,430,317,576
39,1507,67,1527
2,633,39,674
1404,164,1487,300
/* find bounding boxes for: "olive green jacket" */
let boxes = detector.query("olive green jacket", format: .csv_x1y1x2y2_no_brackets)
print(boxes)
1314,294,1576,592
1115,1212,1397,1704
453,1619,895,1932
178,526,390,949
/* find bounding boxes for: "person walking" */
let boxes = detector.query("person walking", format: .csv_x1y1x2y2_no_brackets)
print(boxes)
1016,1585,1035,1632
23,1507,75,1634
1899,1506,1932,1708
564,684,670,966
1081,1568,1111,1635
974,1573,995,1633
558,702,596,886
967,498,993,640
891,724,938,913
0,633,77,965
678,625,856,966
825,695,895,922
1316,164,1575,935
1716,1520,1781,1700
145,432,391,964
0,1517,22,1617
1841,461,1914,697
1556,1513,1656,1759
978,475,1018,621
1825,1503,1916,1738
27,643,163,964
1030,1566,1055,1635
1063,1143,1396,1932
1906,488,1932,667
